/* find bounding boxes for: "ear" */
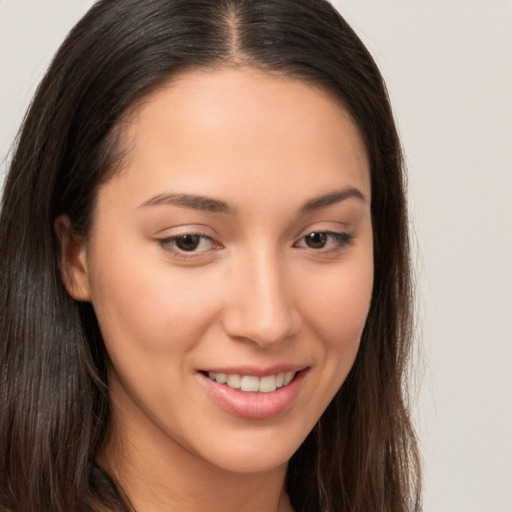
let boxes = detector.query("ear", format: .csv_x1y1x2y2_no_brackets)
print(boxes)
54,215,92,302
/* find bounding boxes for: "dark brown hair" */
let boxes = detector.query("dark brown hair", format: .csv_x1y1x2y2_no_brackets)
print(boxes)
0,1,421,510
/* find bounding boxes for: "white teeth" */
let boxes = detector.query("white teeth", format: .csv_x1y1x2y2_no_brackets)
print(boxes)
215,373,227,384
226,374,241,389
284,371,294,386
206,371,297,392
240,376,259,392
259,375,277,393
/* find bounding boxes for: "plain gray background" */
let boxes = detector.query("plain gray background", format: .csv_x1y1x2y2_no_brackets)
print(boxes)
1,1,511,511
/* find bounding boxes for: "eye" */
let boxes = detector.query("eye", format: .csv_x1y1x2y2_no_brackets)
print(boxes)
158,234,216,254
295,231,354,251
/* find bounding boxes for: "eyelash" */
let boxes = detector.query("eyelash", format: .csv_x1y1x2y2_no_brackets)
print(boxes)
157,231,354,260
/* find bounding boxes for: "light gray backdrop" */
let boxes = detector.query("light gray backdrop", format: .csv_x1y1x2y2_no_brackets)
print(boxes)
1,1,511,511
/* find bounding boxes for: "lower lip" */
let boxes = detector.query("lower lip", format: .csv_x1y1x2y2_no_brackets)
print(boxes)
197,370,306,420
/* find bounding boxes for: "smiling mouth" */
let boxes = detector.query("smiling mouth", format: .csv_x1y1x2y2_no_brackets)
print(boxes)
203,371,298,393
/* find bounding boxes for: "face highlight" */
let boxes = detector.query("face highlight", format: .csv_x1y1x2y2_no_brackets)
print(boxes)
62,68,373,478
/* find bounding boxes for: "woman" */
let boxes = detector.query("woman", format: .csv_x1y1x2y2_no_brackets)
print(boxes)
0,1,421,511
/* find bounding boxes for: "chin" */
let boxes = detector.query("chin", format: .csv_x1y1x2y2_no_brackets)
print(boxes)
190,426,307,475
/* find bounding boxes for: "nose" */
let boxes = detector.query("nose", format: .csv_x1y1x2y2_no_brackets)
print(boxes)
221,248,301,348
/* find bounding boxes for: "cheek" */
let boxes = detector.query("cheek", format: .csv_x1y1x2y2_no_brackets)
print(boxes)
298,253,373,403
86,243,220,362
304,260,373,348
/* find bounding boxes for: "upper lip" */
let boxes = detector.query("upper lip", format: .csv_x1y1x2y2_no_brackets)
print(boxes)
198,364,309,378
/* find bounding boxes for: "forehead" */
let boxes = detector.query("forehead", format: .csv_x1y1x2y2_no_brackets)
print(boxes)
103,67,370,209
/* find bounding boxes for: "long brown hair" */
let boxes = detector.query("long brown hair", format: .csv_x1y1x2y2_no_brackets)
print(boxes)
0,1,421,510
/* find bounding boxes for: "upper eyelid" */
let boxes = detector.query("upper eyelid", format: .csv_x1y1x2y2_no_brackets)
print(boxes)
155,223,218,236
293,219,351,237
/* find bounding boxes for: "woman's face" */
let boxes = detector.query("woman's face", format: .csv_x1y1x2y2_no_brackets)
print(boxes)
64,68,373,474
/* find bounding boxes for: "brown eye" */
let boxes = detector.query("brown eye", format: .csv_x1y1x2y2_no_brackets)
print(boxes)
304,232,328,249
175,234,202,251
295,231,354,252
158,234,216,254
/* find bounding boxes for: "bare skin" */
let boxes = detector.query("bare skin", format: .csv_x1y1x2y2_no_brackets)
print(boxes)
57,67,373,512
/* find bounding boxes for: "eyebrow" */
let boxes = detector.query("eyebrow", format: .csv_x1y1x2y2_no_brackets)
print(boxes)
138,192,234,214
299,187,366,213
138,186,366,215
